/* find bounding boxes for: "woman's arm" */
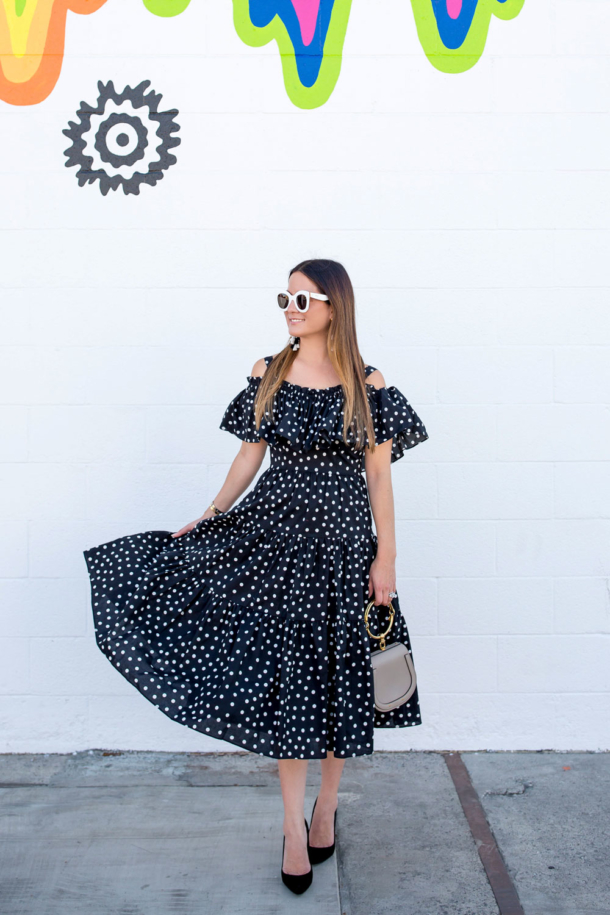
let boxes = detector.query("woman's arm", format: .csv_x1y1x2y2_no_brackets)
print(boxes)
172,439,268,538
172,357,270,538
364,369,397,606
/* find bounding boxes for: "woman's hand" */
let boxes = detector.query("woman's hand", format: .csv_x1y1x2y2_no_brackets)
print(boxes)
171,508,216,538
171,441,267,540
367,554,396,606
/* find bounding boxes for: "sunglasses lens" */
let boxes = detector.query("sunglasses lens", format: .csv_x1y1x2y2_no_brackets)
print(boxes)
277,294,289,309
296,294,308,311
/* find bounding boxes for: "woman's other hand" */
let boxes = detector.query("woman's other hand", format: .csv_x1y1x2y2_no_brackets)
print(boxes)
367,554,396,606
171,439,268,540
171,508,215,538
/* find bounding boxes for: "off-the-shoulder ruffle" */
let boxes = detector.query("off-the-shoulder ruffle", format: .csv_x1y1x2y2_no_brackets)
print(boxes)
367,384,429,462
218,375,264,443
219,375,429,463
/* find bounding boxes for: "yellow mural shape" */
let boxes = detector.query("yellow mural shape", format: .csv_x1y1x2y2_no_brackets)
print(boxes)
0,0,107,105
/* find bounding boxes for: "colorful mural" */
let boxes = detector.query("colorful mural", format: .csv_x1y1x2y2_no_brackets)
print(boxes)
233,0,352,110
142,0,192,14
63,80,180,195
0,0,107,105
410,0,525,73
0,0,525,109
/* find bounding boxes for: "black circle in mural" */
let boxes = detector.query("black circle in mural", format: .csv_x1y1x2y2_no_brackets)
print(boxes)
94,112,149,169
62,80,180,196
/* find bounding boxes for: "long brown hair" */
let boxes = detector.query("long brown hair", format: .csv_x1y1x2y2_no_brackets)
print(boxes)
253,258,377,453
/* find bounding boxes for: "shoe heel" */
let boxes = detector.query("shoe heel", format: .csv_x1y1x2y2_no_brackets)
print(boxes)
281,817,313,895
307,795,338,865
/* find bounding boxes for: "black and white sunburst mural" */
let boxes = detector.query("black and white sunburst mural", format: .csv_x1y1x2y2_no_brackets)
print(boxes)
63,80,181,196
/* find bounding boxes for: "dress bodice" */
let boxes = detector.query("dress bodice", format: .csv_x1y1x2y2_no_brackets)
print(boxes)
219,354,429,472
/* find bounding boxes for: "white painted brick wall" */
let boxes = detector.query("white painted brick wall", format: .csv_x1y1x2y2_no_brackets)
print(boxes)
1,0,609,752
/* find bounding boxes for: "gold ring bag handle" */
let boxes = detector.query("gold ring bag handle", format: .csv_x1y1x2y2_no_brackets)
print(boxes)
364,597,395,651
364,597,417,713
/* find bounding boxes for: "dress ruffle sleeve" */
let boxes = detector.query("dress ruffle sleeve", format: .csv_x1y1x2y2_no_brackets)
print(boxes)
219,372,429,462
219,375,264,442
367,385,429,463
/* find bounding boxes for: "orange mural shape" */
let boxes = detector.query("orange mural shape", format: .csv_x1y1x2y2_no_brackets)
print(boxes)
0,0,108,106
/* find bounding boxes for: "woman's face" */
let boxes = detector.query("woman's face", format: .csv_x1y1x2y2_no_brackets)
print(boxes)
284,270,332,339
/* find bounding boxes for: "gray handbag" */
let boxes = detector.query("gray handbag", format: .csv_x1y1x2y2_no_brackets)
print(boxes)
364,598,417,712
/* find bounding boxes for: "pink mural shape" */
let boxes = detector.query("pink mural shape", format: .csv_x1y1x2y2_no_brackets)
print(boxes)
446,0,462,19
290,0,321,47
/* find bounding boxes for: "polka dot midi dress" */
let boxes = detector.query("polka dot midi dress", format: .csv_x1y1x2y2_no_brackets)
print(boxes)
83,356,429,759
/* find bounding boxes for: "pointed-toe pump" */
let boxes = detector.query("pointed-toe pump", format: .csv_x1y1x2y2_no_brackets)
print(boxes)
281,817,313,895
307,796,338,865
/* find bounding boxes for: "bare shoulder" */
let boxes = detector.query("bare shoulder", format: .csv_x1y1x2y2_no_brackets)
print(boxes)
251,352,282,377
250,357,268,378
366,368,386,390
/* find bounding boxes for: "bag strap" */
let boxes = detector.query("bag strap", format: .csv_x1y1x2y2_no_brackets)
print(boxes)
364,598,395,651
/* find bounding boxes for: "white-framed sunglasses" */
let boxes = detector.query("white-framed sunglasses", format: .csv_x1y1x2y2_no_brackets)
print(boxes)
277,290,329,313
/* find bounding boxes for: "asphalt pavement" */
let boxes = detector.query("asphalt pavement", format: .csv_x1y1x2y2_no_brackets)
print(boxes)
0,749,607,915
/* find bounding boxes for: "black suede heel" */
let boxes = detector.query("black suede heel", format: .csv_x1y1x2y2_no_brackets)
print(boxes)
307,795,338,864
281,817,313,894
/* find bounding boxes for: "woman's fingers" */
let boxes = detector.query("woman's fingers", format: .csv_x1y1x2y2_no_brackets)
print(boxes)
369,574,396,605
374,585,394,606
171,522,195,538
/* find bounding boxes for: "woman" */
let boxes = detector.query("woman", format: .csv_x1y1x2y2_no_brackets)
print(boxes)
83,258,429,895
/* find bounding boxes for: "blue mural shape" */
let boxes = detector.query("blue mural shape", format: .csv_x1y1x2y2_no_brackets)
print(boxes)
430,0,507,50
249,0,336,89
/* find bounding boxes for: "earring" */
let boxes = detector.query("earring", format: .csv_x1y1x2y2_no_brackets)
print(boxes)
289,335,300,351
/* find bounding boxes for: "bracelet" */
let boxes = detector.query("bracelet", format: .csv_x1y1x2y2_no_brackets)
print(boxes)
208,501,224,516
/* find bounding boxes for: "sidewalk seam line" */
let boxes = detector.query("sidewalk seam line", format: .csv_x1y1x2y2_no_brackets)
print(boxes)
443,751,525,915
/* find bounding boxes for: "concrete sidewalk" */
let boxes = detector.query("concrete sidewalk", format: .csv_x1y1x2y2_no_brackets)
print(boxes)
0,750,607,915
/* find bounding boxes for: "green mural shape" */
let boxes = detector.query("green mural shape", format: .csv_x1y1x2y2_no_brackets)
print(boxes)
233,0,353,110
142,0,192,16
139,1,525,105
410,0,525,74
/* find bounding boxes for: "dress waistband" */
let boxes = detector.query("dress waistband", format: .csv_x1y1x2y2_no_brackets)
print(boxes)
269,448,363,478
